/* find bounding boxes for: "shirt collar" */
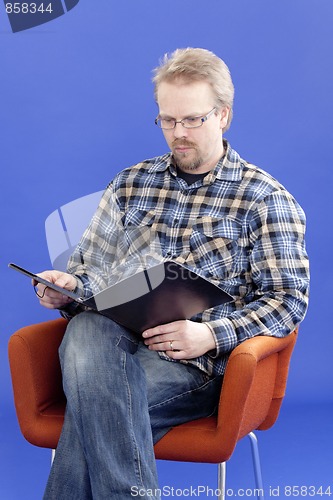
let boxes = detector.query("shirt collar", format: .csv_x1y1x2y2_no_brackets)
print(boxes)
147,140,243,183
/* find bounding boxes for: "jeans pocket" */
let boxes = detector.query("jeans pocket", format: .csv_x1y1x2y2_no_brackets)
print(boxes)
116,335,139,355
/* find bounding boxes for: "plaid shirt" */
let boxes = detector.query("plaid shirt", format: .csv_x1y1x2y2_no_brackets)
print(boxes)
67,140,309,376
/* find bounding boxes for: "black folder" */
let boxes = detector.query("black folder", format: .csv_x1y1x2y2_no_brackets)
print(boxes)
9,261,232,334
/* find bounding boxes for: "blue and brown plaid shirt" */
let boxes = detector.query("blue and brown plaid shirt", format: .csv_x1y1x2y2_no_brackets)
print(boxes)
67,140,309,376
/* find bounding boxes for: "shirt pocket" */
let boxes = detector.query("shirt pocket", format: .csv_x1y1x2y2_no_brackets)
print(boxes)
189,216,242,279
122,209,157,255
123,208,156,228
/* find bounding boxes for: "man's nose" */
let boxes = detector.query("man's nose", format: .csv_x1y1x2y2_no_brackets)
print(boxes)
173,122,188,139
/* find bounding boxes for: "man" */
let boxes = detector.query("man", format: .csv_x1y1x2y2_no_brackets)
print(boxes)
35,48,309,499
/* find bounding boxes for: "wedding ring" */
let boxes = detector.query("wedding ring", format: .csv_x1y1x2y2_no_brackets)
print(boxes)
169,340,174,351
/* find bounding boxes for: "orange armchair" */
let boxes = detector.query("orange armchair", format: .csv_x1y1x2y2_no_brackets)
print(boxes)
8,317,297,500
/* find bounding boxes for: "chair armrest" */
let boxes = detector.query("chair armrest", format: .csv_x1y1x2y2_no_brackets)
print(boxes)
155,331,297,464
217,330,297,447
227,330,297,365
8,318,68,446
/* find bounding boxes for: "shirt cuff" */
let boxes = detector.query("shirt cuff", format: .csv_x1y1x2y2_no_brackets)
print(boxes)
204,317,237,359
58,275,86,319
72,276,85,297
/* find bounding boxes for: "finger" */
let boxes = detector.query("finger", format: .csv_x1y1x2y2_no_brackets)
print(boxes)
34,271,76,291
35,285,72,308
146,340,169,351
34,284,48,298
144,333,176,346
38,294,72,309
37,297,60,309
44,288,73,305
166,349,188,360
54,275,76,291
35,285,55,300
142,320,183,339
142,325,170,339
147,339,181,353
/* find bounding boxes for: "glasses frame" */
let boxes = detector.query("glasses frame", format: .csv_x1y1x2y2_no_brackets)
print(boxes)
155,107,217,130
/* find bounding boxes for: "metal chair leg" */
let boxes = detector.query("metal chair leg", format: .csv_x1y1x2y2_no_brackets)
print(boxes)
248,432,264,499
217,461,226,500
50,435,263,499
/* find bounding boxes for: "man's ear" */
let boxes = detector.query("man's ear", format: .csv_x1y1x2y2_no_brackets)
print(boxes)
219,107,230,130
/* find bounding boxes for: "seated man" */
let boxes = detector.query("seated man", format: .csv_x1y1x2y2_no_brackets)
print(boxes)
34,48,310,500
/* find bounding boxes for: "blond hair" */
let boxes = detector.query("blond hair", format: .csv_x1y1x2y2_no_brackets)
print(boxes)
152,48,234,132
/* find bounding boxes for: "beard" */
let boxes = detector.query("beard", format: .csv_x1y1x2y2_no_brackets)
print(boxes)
171,140,203,172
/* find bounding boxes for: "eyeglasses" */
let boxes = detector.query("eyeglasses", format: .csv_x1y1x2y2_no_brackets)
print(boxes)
155,107,217,130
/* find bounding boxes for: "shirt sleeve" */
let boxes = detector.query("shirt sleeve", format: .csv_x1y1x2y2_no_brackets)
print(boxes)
207,189,310,358
65,183,127,298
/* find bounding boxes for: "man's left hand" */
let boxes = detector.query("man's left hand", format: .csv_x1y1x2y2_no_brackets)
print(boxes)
142,320,216,359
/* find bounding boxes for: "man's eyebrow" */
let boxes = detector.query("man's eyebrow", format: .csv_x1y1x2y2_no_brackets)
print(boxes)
159,111,202,119
158,113,174,119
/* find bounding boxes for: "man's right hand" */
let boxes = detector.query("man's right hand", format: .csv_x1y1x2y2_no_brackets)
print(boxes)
33,270,77,310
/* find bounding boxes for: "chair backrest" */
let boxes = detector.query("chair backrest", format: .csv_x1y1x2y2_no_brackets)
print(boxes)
45,190,103,270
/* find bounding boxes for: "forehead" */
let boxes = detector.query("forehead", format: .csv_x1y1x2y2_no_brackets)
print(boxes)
157,80,215,116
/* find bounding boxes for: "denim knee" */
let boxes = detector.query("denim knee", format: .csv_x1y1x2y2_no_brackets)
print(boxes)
59,311,141,393
59,312,96,370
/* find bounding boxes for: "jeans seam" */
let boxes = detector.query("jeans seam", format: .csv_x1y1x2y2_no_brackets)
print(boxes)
121,349,146,491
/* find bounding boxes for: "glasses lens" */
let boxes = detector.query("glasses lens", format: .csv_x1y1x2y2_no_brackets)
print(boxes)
182,117,203,128
158,118,176,129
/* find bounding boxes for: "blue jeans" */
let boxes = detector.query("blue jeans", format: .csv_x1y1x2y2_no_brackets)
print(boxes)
44,311,223,499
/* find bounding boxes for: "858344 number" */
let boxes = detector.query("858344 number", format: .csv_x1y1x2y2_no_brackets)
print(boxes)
284,485,332,496
5,3,53,14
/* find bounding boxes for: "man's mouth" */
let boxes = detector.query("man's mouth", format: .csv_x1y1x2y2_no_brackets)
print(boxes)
172,142,196,153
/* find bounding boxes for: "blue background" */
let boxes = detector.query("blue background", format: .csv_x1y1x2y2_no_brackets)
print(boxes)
1,1,332,498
